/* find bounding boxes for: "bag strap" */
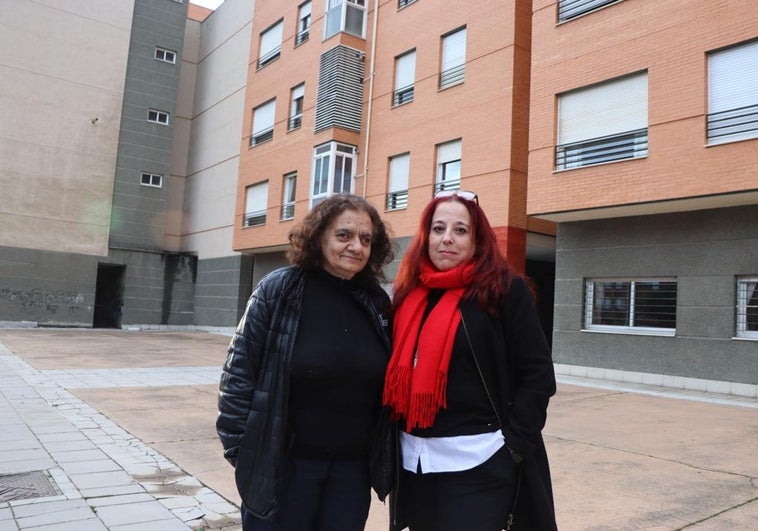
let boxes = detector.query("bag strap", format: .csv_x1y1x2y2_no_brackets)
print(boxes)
459,310,502,427
460,309,522,531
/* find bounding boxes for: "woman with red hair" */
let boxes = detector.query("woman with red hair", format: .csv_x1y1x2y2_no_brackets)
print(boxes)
385,191,557,531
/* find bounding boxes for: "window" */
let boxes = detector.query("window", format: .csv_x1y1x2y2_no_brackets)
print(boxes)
140,172,162,188
258,20,283,69
440,27,466,89
154,47,176,64
296,1,312,45
281,173,297,220
311,142,356,206
556,72,648,170
386,153,409,210
707,40,758,145
250,99,276,147
558,0,622,23
393,50,416,106
435,139,461,193
289,84,305,130
736,276,758,339
244,182,269,227
324,0,366,40
398,0,418,8
147,109,170,125
584,279,677,335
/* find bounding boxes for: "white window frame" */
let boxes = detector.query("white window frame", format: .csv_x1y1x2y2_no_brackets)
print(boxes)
296,1,312,46
324,0,367,40
244,181,269,227
147,109,170,125
707,39,758,145
154,47,176,64
435,139,461,193
736,276,758,339
281,173,297,220
258,20,283,69
556,72,648,170
440,27,466,89
140,172,163,188
311,141,356,206
289,84,305,130
393,50,416,106
250,99,276,146
583,278,677,336
386,153,410,210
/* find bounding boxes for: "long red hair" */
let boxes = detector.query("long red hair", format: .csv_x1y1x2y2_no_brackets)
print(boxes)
392,196,515,315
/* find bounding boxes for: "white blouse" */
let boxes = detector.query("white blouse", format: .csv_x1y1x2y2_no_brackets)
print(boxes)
400,430,505,474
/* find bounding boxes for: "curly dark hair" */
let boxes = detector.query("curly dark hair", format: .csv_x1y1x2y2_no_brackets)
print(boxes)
287,194,394,283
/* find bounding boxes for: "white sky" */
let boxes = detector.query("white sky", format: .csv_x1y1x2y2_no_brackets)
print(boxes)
190,0,224,9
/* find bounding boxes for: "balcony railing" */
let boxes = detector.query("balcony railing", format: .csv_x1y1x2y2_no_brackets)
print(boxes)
386,190,408,211
244,210,266,227
558,0,621,22
280,203,295,220
249,127,273,147
288,114,302,131
295,29,309,46
257,46,281,69
556,128,647,170
433,179,461,195
393,85,414,106
707,103,758,144
439,64,465,89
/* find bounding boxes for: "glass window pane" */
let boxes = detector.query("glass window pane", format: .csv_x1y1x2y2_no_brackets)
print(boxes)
592,281,630,326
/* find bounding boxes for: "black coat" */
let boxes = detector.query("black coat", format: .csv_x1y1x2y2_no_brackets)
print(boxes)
216,266,392,519
391,276,557,531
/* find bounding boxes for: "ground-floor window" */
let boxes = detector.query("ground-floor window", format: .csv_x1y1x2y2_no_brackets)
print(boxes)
584,278,677,335
736,276,758,339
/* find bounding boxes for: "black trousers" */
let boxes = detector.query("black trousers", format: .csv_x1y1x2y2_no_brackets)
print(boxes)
241,457,371,531
401,446,519,531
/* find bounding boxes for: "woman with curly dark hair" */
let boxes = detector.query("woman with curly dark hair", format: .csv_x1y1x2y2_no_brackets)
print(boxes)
217,194,395,531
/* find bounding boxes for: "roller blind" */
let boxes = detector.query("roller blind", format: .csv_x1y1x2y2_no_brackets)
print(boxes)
441,28,466,72
253,100,275,135
709,40,758,112
389,153,410,193
395,51,416,90
259,20,283,60
245,182,268,213
558,72,648,145
437,139,461,163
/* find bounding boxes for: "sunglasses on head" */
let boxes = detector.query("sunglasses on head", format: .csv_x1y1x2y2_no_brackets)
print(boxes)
434,190,479,205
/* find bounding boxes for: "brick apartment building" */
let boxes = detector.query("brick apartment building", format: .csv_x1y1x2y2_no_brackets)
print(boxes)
0,0,755,395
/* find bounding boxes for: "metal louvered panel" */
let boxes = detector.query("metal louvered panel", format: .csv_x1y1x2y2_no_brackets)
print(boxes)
315,45,365,133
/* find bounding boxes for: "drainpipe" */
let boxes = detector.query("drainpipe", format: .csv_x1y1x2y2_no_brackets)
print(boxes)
361,0,379,197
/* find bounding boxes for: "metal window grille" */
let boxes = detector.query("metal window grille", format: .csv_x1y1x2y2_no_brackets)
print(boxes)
244,210,267,227
556,128,647,170
386,190,408,210
439,64,465,89
257,46,281,69
250,127,274,147
558,0,622,23
280,203,295,220
584,279,677,333
706,103,758,144
393,85,414,106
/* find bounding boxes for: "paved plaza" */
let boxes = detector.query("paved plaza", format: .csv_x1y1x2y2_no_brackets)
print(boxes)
0,328,756,530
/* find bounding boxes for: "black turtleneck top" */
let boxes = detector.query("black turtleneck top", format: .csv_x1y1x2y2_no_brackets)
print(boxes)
288,269,387,459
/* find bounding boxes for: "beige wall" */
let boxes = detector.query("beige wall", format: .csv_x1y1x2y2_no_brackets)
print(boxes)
0,0,134,256
528,0,758,219
171,0,254,260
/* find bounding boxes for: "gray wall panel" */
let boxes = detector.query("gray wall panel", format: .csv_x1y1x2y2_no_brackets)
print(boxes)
553,205,758,384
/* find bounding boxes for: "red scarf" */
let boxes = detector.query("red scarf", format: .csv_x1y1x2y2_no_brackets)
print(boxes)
383,261,474,430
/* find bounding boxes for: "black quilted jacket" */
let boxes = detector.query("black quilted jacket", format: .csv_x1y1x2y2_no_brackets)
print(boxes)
216,266,391,520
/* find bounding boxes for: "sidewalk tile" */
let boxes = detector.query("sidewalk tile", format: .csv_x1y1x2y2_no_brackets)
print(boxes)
94,500,180,527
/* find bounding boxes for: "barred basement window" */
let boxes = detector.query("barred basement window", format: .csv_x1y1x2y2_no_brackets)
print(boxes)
584,278,677,335
736,276,758,339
